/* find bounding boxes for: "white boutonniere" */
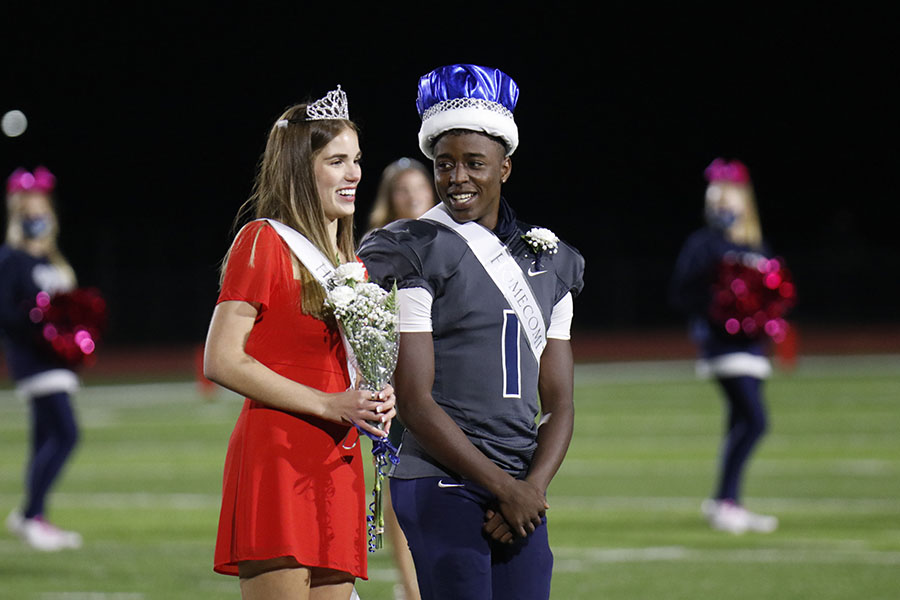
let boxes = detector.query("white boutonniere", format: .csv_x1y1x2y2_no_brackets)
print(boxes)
522,227,559,270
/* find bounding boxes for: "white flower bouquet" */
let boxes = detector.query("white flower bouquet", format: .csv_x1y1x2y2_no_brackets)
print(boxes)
325,261,400,551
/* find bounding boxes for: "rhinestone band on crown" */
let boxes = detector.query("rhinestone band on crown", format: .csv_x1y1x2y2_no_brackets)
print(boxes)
306,85,349,121
420,97,513,122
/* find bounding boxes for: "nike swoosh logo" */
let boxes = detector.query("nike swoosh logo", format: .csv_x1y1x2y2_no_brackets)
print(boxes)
437,479,465,488
527,268,548,276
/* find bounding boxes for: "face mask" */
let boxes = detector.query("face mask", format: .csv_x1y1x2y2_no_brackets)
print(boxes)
706,208,738,231
21,217,51,239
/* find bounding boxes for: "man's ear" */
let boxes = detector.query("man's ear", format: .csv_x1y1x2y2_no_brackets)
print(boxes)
501,156,512,184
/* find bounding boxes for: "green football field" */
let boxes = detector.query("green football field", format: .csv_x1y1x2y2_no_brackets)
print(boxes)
1,354,899,599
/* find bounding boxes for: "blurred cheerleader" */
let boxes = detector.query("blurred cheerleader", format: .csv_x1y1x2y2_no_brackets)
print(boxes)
670,158,779,535
1,166,83,551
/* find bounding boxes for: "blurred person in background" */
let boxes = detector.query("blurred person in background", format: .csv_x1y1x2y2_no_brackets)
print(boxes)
363,156,436,600
366,157,436,233
204,87,396,600
669,158,780,535
1,166,83,551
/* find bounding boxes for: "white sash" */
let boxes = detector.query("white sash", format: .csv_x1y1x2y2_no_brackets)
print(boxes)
261,218,336,288
420,204,547,364
259,218,357,387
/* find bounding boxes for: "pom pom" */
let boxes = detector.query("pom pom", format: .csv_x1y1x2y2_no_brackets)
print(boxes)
30,287,108,367
708,252,797,343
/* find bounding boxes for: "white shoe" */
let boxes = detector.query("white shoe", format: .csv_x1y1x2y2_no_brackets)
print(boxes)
702,499,748,534
19,517,83,551
743,508,778,533
702,499,777,534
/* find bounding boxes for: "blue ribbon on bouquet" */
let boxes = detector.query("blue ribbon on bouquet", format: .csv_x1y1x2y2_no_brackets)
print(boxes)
354,425,400,468
355,425,399,552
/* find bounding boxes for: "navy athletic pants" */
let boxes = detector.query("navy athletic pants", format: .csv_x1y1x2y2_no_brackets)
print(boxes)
715,376,768,502
390,476,553,600
24,392,79,519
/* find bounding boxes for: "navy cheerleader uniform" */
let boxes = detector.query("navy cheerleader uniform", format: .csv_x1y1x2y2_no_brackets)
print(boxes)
1,243,81,548
670,227,777,533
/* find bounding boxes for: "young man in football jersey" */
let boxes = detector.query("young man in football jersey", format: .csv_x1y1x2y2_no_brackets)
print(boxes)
358,64,584,599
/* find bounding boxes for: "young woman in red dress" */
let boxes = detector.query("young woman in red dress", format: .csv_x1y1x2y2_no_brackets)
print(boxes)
204,88,396,600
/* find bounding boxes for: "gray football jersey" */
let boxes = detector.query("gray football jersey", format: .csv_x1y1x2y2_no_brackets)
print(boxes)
358,201,584,479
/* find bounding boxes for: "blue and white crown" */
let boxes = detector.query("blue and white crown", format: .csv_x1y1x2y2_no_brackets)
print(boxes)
416,64,519,159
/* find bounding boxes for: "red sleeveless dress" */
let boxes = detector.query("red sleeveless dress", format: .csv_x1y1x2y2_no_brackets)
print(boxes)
213,221,366,579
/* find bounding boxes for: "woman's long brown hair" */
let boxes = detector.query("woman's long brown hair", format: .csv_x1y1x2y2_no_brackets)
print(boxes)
223,103,358,320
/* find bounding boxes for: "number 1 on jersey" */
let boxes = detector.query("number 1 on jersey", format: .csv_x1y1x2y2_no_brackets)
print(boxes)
502,310,522,398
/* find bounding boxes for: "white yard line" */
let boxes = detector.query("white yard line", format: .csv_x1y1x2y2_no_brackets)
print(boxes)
0,491,220,510
549,495,900,513
560,458,900,476
573,354,900,384
0,381,242,408
5,537,896,573
1,353,896,403
39,594,145,600
553,545,900,567
0,491,896,514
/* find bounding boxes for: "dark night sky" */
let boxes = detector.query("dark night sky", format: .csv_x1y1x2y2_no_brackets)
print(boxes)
2,5,897,345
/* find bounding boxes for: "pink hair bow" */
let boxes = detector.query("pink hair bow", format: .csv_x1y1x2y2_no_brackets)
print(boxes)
6,166,57,195
704,158,750,184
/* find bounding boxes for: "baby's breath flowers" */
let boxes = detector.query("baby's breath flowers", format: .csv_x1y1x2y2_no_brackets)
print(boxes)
522,227,559,270
326,268,399,392
324,262,399,551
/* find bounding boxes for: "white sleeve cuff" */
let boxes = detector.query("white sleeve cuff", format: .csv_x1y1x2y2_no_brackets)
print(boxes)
398,287,433,333
546,292,574,340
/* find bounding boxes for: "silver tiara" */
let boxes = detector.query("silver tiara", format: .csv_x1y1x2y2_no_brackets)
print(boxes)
306,85,349,121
